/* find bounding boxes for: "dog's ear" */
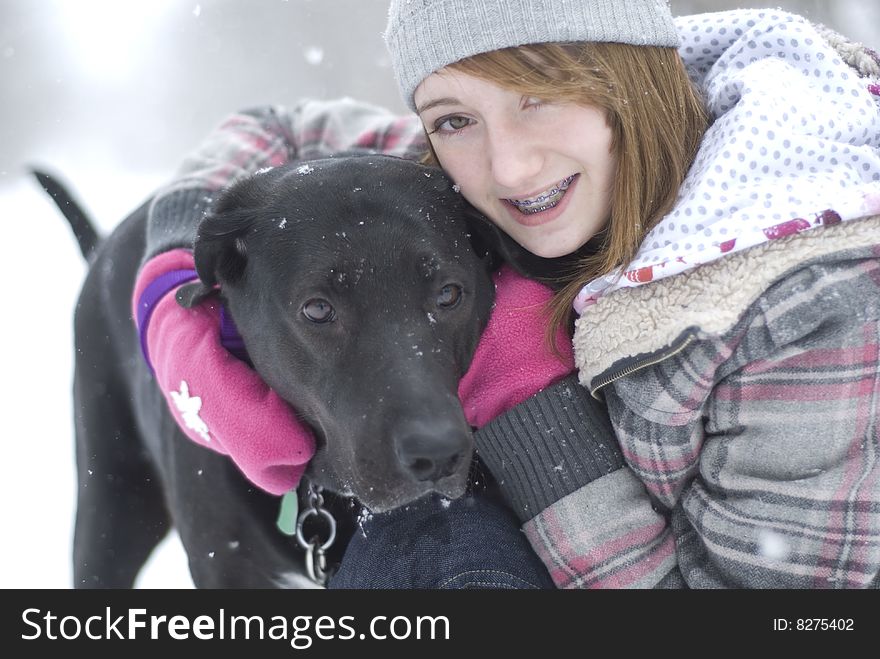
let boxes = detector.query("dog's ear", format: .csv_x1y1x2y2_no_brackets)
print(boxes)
464,205,604,291
464,206,524,273
193,223,250,288
175,281,216,309
193,174,276,287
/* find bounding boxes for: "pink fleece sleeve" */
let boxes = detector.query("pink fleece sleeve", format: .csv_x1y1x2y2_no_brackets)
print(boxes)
458,265,575,429
134,251,315,495
145,292,315,494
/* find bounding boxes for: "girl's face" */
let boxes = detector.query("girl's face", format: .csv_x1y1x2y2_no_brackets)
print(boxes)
415,68,615,258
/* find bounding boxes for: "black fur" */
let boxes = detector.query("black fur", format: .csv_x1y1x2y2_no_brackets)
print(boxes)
32,167,101,258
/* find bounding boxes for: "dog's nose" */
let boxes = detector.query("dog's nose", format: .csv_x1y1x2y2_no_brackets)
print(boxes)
395,430,468,483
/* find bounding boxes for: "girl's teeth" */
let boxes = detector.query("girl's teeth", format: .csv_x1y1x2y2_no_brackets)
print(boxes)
508,175,575,214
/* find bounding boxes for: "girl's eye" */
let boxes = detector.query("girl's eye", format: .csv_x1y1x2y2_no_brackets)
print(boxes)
523,96,546,110
302,298,335,323
437,284,463,309
431,115,473,134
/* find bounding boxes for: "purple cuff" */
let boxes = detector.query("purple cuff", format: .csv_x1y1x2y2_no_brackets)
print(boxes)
136,269,198,373
136,269,250,373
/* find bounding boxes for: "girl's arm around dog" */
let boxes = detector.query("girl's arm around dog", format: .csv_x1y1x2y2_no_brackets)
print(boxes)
144,98,424,262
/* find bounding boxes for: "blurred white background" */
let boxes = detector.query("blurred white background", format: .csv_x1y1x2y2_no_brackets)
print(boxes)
1,0,877,589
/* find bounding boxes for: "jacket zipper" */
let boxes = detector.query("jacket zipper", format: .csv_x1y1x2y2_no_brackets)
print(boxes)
590,333,698,399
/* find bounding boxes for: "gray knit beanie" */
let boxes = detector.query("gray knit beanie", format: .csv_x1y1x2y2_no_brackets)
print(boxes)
384,0,680,111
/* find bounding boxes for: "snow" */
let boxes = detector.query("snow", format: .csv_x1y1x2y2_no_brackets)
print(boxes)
303,46,325,66
757,529,791,562
0,172,194,589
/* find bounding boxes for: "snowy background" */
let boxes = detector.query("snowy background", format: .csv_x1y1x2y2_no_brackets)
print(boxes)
1,0,877,589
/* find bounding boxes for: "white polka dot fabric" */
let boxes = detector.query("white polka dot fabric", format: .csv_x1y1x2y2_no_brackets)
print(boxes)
574,8,880,314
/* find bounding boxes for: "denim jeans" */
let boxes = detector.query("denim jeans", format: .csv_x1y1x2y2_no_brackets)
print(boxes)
327,493,555,589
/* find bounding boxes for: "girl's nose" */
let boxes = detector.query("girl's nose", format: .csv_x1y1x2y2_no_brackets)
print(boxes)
486,123,543,192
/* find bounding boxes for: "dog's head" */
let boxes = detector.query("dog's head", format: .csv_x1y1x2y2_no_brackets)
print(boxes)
185,155,496,512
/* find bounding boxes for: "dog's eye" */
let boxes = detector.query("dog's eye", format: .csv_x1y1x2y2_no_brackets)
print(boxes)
302,298,335,323
437,284,462,309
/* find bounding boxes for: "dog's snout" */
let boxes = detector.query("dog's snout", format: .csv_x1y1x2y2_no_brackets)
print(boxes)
394,428,469,483
405,452,461,482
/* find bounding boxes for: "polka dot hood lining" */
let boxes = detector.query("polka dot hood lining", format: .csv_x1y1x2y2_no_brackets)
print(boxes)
574,8,880,314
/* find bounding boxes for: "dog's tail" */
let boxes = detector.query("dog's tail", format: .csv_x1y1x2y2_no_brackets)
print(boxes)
30,167,101,259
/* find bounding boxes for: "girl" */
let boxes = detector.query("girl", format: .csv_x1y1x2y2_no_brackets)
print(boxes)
136,0,880,588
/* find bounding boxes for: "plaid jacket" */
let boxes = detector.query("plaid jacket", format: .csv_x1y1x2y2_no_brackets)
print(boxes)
144,99,428,261
538,218,880,588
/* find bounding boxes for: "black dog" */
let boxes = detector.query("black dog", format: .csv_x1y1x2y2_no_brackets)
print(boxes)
36,155,498,588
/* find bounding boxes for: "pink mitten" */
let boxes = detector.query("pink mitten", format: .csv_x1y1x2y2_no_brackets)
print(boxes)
133,250,315,495
458,264,575,429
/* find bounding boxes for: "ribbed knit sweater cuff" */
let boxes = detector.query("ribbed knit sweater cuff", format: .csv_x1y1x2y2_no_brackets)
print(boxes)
145,186,216,262
474,374,624,523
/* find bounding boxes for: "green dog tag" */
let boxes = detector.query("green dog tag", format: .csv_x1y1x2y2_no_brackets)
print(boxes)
276,489,299,536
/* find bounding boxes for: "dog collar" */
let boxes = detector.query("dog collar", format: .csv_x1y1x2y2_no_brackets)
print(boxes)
219,306,249,363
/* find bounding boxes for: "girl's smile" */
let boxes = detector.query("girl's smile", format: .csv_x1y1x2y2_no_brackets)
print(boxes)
506,173,577,213
503,173,580,228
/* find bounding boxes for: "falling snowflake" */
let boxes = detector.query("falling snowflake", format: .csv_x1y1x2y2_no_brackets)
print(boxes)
757,529,790,561
303,46,324,66
356,508,373,538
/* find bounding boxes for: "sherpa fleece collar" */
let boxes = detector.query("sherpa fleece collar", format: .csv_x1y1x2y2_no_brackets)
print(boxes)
573,214,880,390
